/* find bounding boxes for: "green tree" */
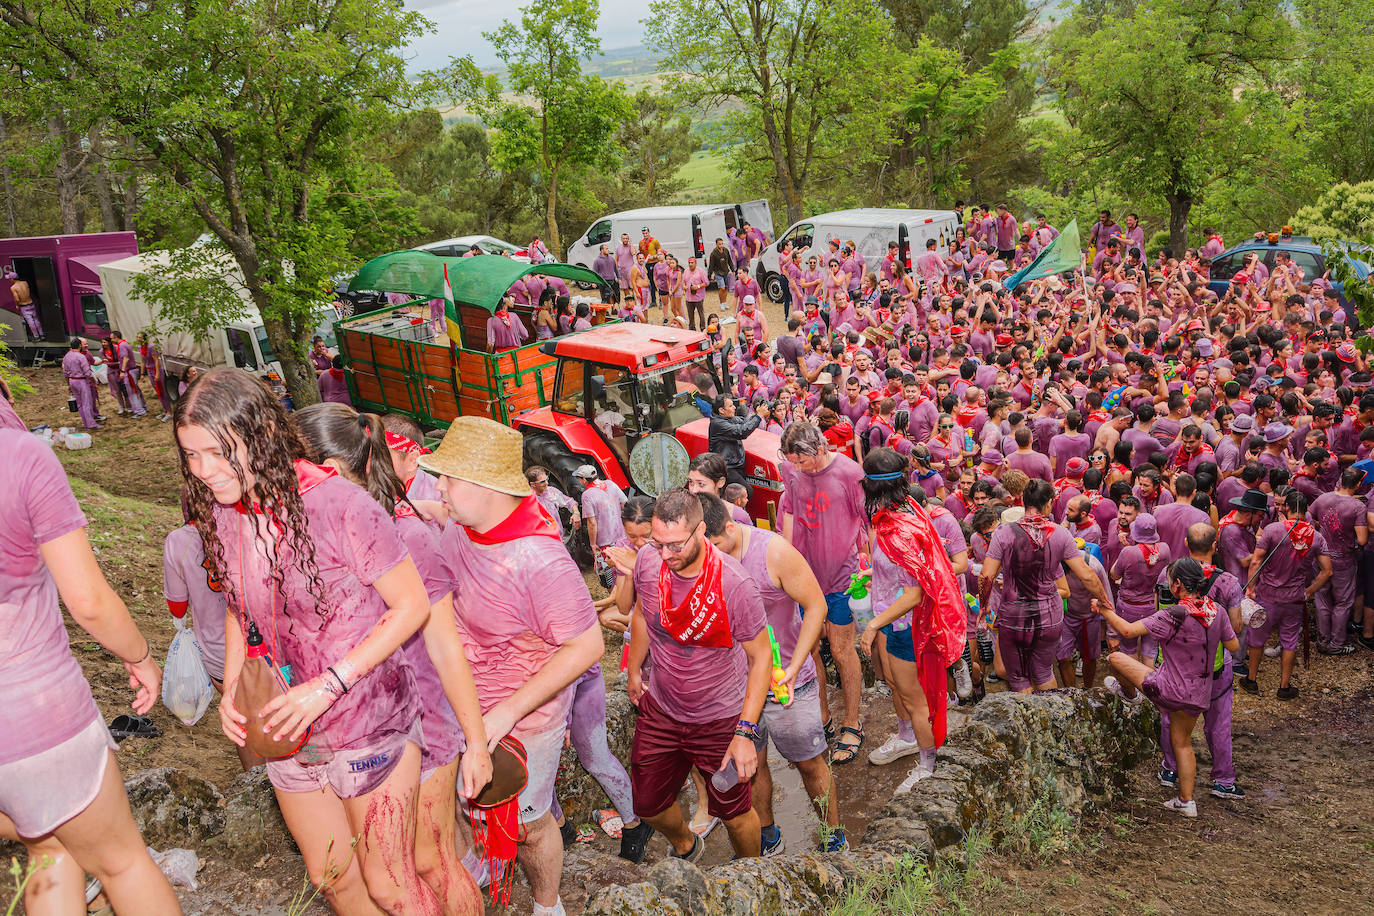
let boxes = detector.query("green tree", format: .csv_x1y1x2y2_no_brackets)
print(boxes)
1292,182,1374,327
0,0,425,406
1047,0,1294,253
447,0,631,254
1294,0,1374,185
646,0,906,224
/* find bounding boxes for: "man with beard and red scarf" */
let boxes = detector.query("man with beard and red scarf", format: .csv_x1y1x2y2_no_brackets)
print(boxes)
980,479,1115,693
620,488,771,862
1242,490,1332,699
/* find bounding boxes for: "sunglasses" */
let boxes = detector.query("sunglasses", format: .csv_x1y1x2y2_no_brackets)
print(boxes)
939,424,955,430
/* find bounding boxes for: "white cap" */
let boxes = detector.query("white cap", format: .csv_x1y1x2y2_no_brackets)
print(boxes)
573,465,597,479
743,294,756,304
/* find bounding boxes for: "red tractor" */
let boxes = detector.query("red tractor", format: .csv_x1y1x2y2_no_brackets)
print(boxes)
513,322,784,562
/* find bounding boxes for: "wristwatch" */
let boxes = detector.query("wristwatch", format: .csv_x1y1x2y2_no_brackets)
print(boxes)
735,719,761,740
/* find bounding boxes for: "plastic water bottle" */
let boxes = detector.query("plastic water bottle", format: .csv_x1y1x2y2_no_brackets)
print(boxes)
711,759,739,792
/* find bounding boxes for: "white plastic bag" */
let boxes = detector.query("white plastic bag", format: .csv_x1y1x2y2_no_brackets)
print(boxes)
161,616,214,726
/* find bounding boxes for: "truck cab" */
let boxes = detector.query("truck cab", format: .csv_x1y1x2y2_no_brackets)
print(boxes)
513,323,784,527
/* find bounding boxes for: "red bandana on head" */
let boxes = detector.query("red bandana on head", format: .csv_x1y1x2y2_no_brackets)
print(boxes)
383,431,430,456
658,540,732,648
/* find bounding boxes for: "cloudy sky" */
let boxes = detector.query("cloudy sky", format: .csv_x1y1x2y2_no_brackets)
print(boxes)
404,0,648,72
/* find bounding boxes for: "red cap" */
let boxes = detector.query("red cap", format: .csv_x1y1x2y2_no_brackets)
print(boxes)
950,325,967,336
1066,457,1087,477
996,333,1014,347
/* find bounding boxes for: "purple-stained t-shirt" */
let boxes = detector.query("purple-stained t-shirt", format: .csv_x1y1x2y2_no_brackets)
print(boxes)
1121,427,1162,466
407,468,442,505
1217,521,1256,583
1065,552,1112,619
986,521,1080,618
1141,606,1235,714
1006,449,1053,482
163,524,229,681
1254,520,1327,604
731,503,754,527
778,454,867,594
536,483,579,538
1152,502,1209,565
632,544,766,722
581,480,628,548
0,431,103,763
739,528,815,686
442,518,597,737
395,514,463,763
1030,416,1063,456
1309,492,1364,557
214,475,418,753
1112,542,1171,611
928,508,968,561
1048,432,1091,478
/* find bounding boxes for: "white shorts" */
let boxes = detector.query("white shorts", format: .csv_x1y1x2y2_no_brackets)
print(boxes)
0,717,115,838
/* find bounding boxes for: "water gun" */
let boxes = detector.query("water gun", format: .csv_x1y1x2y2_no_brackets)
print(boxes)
1160,361,1179,383
1103,384,1127,410
767,625,791,706
965,592,980,621
964,428,976,468
845,571,871,601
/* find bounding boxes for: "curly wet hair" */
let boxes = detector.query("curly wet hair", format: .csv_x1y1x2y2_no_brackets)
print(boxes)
173,367,327,625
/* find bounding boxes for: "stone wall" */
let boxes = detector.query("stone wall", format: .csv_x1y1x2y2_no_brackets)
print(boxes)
583,690,1159,916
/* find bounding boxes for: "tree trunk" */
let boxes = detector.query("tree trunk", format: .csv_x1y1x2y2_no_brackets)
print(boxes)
121,134,139,231
0,112,16,237
545,166,561,254
1166,190,1192,255
89,126,120,232
758,106,802,225
50,115,85,234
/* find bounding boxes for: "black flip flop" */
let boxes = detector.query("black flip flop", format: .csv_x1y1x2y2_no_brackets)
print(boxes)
109,714,162,743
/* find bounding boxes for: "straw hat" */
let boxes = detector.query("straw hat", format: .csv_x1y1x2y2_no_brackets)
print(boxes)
417,416,531,497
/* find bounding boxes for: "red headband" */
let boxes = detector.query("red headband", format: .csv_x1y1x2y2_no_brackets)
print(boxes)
384,431,430,455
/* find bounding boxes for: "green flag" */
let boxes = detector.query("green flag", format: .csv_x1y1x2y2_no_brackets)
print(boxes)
1006,220,1081,290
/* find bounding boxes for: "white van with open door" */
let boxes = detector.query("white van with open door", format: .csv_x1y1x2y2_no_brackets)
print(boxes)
566,201,774,280
754,208,957,302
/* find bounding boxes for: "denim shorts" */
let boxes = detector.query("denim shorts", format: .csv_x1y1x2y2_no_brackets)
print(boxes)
825,591,853,626
881,623,917,662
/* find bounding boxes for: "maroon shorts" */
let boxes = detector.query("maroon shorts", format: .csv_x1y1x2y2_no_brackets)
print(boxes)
630,692,751,822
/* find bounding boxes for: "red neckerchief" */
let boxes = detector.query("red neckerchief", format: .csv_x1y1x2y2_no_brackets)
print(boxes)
328,367,344,382
496,310,513,329
955,405,980,427
1181,594,1218,628
234,460,336,517
1111,463,1129,476
1083,491,1103,508
658,540,732,648
1017,512,1057,548
1053,475,1083,498
1218,511,1245,529
1286,519,1316,556
1294,467,1316,479
465,495,560,545
1139,543,1161,566
1173,442,1213,468
927,505,950,519
392,500,418,520
1088,409,1110,423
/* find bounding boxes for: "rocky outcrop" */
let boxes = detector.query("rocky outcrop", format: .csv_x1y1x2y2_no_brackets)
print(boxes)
124,767,227,848
584,690,1158,916
203,767,299,863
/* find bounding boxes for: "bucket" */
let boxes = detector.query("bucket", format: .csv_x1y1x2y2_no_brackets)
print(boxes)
65,432,93,450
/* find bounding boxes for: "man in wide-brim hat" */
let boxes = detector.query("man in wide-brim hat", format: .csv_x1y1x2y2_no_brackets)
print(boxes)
421,416,608,908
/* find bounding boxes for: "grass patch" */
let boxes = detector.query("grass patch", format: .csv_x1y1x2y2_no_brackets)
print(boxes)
673,149,730,201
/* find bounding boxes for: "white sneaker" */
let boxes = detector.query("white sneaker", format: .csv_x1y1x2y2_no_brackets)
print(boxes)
1264,644,1282,658
868,734,922,765
1105,676,1143,706
895,763,935,795
1162,796,1197,818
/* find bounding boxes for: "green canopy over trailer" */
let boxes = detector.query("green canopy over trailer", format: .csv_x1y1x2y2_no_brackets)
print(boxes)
338,251,610,429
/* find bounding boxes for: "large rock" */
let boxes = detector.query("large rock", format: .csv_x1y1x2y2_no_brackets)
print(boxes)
204,766,298,865
124,767,226,847
583,688,1158,916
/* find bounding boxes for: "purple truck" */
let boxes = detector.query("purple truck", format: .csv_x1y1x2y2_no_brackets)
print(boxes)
0,231,139,349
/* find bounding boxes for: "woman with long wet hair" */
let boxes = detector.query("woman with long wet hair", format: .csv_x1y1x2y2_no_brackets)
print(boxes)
294,402,492,915
174,367,441,915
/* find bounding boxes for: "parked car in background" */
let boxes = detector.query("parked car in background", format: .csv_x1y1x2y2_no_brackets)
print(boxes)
415,234,532,262
565,201,774,279
1207,234,1371,314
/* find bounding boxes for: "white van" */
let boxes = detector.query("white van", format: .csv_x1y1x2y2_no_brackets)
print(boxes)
566,201,774,277
754,208,959,302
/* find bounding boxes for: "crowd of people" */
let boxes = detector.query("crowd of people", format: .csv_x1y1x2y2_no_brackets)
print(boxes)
2,206,1371,915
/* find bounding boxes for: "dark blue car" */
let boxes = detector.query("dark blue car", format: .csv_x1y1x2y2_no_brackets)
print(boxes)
1207,235,1370,313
